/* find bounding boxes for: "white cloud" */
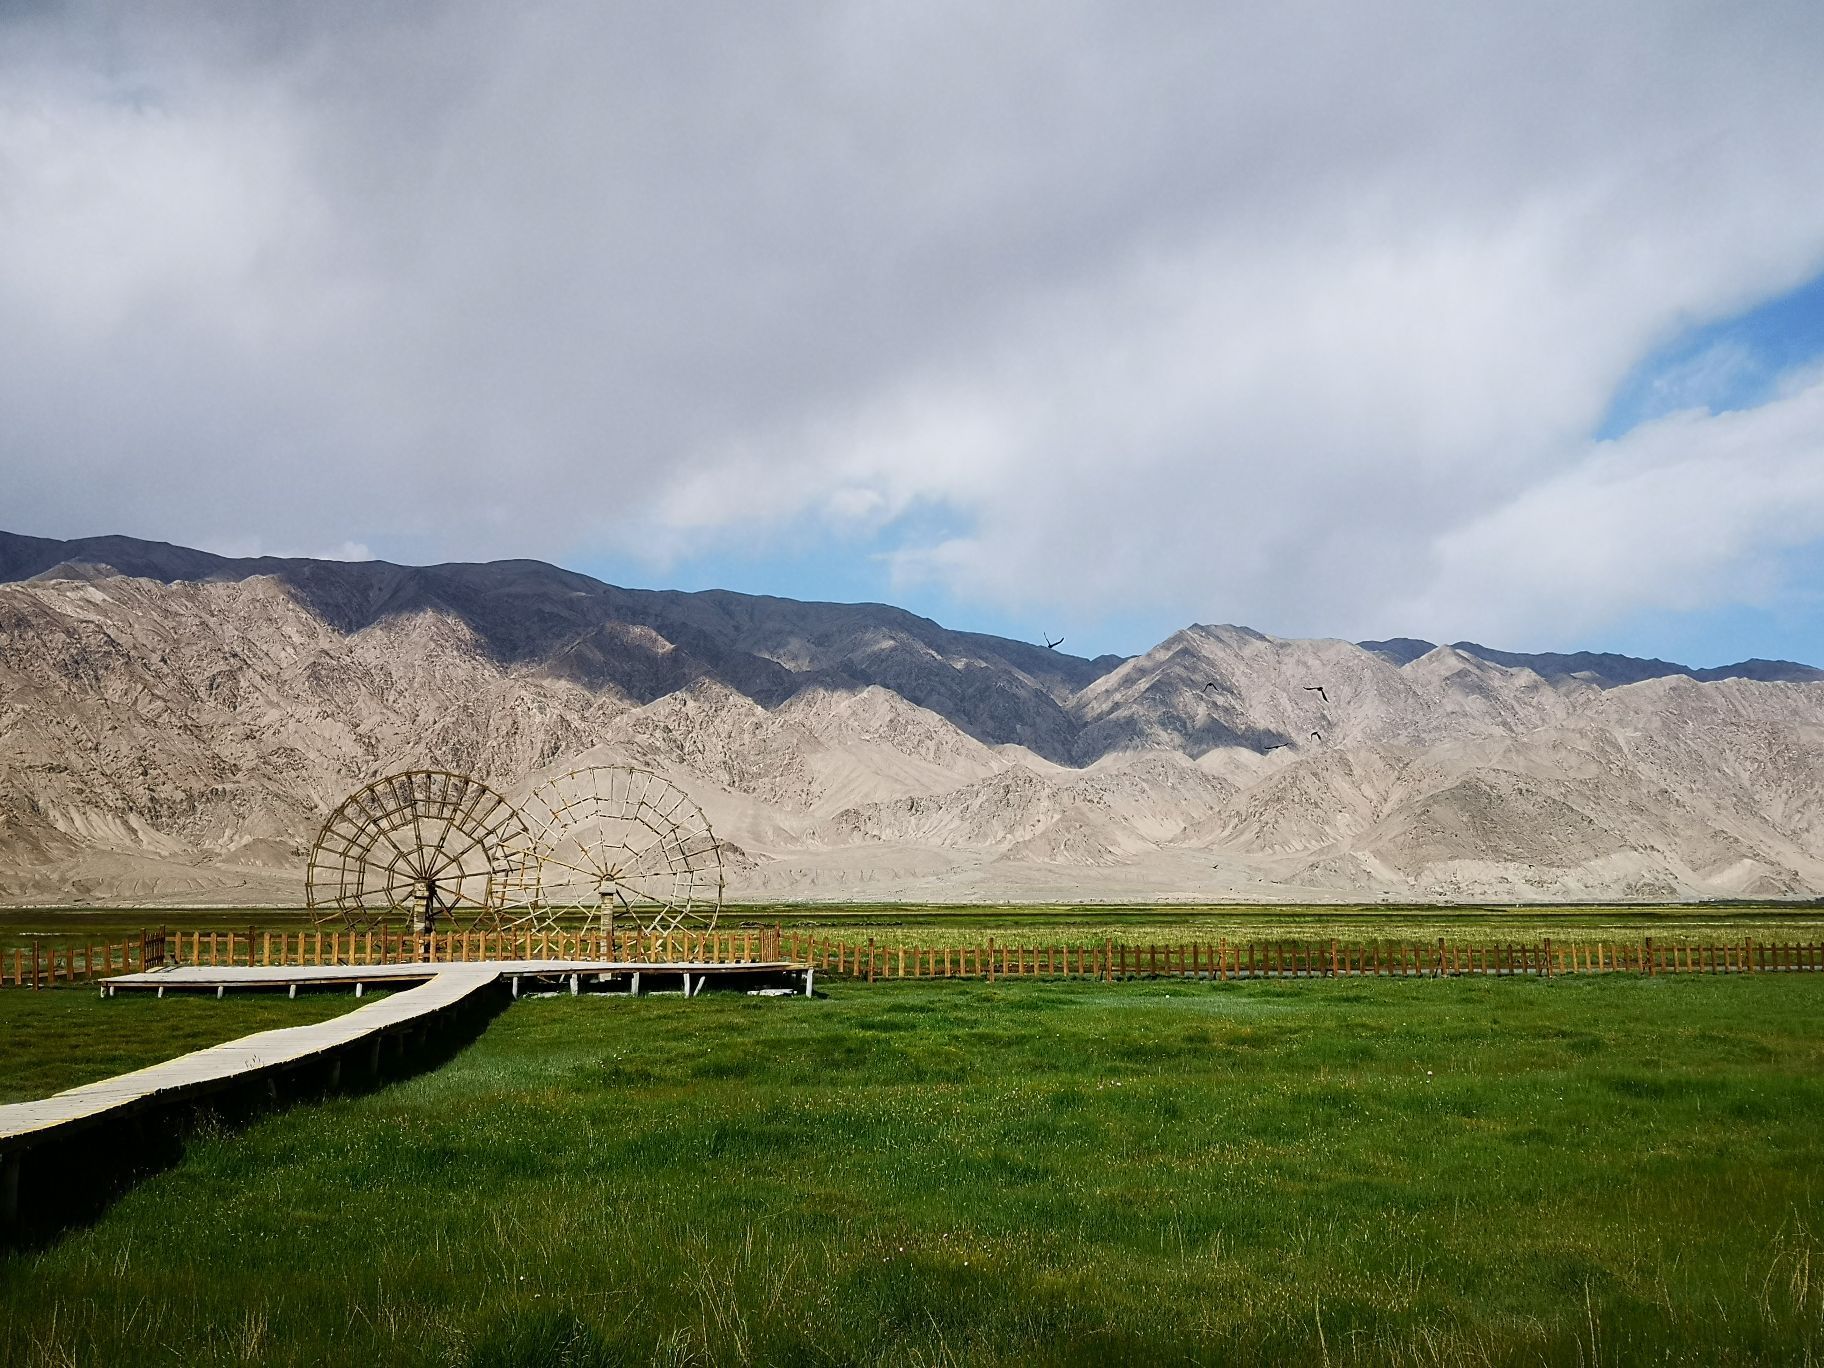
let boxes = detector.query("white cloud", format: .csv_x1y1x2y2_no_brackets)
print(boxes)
3,2,1824,652
1391,376,1824,644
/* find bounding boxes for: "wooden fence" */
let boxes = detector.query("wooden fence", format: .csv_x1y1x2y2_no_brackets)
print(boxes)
783,934,1824,982
2,925,783,988
4,929,169,989
8,926,1824,989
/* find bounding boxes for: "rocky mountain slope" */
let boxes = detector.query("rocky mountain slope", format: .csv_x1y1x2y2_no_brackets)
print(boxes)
1,529,1819,904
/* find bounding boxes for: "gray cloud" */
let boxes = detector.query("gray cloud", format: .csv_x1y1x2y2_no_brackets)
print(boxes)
4,2,1824,652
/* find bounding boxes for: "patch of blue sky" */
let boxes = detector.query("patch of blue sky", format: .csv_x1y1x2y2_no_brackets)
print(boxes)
565,503,1175,660
1597,268,1824,440
568,502,967,614
572,533,890,607
1587,269,1824,669
1599,579,1822,672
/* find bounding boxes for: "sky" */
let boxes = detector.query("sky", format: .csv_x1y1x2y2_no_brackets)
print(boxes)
4,3,1824,667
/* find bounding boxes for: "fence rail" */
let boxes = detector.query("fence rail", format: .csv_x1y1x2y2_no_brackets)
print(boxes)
7,927,1823,989
782,934,1824,982
2,926,783,988
4,929,169,989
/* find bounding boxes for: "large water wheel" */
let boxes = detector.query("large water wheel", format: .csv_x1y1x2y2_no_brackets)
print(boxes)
305,770,530,935
507,765,722,949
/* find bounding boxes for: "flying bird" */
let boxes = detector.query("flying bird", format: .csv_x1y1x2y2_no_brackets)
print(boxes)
1262,742,1289,751
1303,685,1329,702
1310,731,1323,742
1203,682,1221,692
1043,634,1064,650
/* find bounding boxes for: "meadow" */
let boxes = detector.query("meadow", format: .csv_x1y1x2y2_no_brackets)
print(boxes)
6,900,1824,958
4,972,1824,1365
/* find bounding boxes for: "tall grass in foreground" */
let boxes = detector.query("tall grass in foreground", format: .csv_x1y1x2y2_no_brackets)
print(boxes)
4,977,1824,1365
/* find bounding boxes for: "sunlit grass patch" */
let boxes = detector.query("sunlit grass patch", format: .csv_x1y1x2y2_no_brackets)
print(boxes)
3,976,1822,1364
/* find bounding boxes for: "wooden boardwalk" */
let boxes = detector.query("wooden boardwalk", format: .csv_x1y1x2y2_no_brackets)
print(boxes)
1,957,811,1226
96,958,812,998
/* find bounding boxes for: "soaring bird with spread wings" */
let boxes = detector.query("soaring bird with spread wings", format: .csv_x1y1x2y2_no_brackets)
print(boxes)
1043,634,1064,650
1303,684,1329,702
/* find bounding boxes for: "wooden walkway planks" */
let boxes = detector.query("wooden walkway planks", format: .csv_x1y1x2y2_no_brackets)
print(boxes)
0,968,501,1152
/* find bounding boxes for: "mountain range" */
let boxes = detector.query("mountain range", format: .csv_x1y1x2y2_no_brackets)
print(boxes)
2,528,1820,905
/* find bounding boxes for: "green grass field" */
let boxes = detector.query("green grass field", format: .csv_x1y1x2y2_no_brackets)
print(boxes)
4,974,1823,1365
7,901,1824,959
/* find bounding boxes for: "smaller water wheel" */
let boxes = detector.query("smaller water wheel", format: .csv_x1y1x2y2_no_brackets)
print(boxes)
510,765,722,948
306,770,530,934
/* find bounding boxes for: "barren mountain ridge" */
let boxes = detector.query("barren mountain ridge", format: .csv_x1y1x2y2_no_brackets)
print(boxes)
2,530,1820,904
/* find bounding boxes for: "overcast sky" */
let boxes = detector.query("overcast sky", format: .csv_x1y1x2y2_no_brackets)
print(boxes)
5,2,1824,665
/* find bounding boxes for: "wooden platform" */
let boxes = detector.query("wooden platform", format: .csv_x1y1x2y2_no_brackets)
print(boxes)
95,959,813,998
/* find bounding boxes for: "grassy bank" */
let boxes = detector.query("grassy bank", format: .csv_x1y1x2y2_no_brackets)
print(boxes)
4,975,1822,1364
0,989,377,1104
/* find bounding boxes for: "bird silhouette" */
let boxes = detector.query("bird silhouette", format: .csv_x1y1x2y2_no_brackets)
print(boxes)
1303,685,1329,702
1043,634,1064,650
1310,730,1323,742
1263,742,1289,751
1203,681,1221,692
